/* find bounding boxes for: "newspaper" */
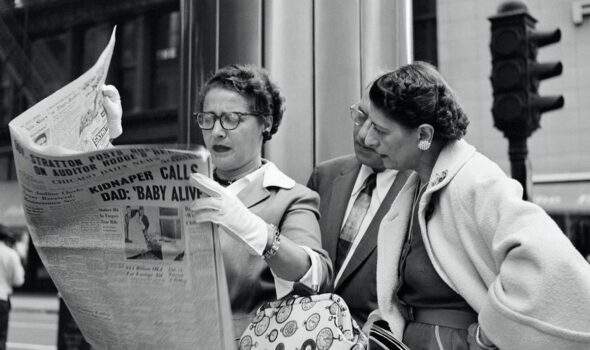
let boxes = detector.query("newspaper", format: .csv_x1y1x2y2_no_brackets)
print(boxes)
8,27,234,349
9,28,115,152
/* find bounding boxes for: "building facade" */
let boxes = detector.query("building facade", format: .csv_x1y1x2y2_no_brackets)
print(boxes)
1,0,587,260
438,0,590,258
0,0,181,181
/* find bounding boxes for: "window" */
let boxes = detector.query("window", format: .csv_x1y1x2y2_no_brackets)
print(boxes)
151,11,180,109
119,20,139,112
413,0,438,66
83,24,112,71
31,32,68,95
550,214,590,261
0,66,15,127
567,216,590,260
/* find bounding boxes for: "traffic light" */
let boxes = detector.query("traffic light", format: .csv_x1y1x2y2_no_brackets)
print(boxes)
489,2,564,139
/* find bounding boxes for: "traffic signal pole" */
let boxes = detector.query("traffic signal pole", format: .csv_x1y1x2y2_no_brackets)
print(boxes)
489,1,564,200
508,137,531,200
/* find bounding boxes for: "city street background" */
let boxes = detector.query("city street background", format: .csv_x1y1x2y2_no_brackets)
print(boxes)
8,293,58,350
1,0,589,348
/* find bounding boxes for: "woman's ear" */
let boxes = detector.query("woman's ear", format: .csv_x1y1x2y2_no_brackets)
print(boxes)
418,123,435,143
262,115,273,133
417,124,435,151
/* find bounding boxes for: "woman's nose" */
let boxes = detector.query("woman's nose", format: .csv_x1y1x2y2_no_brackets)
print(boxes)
211,120,226,138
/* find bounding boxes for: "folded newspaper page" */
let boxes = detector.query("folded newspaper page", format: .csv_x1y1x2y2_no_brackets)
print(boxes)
8,27,234,349
9,28,116,153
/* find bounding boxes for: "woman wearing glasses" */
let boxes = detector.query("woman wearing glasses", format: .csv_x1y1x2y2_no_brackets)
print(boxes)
363,61,590,349
190,64,332,337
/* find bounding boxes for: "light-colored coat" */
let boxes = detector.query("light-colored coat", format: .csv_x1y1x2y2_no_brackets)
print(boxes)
377,139,590,349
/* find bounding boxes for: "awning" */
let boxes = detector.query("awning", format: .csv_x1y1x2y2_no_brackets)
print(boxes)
532,181,590,214
0,181,26,226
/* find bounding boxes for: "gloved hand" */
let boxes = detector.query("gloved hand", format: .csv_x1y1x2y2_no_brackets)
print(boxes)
102,85,122,139
190,173,269,256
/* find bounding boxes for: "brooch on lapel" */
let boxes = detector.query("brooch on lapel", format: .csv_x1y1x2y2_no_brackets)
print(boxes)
431,170,448,187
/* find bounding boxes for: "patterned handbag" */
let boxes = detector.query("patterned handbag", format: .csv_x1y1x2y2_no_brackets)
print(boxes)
239,293,369,350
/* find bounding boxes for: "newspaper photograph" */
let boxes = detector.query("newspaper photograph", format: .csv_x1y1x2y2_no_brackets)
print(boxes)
8,26,234,350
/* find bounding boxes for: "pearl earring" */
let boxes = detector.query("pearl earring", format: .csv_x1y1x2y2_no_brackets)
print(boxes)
418,140,431,151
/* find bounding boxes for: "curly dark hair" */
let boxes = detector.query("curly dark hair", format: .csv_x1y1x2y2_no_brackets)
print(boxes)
369,61,469,141
198,64,286,142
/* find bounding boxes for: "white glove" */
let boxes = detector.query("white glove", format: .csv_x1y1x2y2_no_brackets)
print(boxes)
190,173,269,256
102,85,123,139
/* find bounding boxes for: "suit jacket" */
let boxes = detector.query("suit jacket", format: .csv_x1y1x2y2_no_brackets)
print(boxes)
224,161,332,338
307,154,410,326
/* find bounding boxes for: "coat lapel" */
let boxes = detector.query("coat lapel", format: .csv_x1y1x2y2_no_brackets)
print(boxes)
415,139,477,290
376,172,419,336
324,164,360,260
336,169,412,289
235,161,294,209
237,174,270,208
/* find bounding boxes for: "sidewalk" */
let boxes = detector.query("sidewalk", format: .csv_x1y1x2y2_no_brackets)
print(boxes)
11,292,59,314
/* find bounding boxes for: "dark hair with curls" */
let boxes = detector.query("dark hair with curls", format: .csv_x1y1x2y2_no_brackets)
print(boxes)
369,61,469,141
198,64,286,142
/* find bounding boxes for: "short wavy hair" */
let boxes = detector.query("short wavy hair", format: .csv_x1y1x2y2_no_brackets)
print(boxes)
369,61,469,141
198,64,285,142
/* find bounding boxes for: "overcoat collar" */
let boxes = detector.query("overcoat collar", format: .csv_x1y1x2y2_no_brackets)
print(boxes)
237,160,295,208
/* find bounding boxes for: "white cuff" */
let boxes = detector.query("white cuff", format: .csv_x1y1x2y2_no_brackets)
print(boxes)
297,246,322,291
272,246,322,298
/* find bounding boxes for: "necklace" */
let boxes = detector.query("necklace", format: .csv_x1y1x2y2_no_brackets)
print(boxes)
212,163,265,187
213,171,235,187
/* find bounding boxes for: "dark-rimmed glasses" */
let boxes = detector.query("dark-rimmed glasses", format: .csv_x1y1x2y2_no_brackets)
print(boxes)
193,111,261,130
350,104,368,126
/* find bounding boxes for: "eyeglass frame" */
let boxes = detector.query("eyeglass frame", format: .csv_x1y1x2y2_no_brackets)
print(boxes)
349,104,369,126
193,111,263,130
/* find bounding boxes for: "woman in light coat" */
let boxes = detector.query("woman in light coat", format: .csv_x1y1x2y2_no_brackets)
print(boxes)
364,61,590,349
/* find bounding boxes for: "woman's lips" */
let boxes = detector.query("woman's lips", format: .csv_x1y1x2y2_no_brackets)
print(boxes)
212,145,231,152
